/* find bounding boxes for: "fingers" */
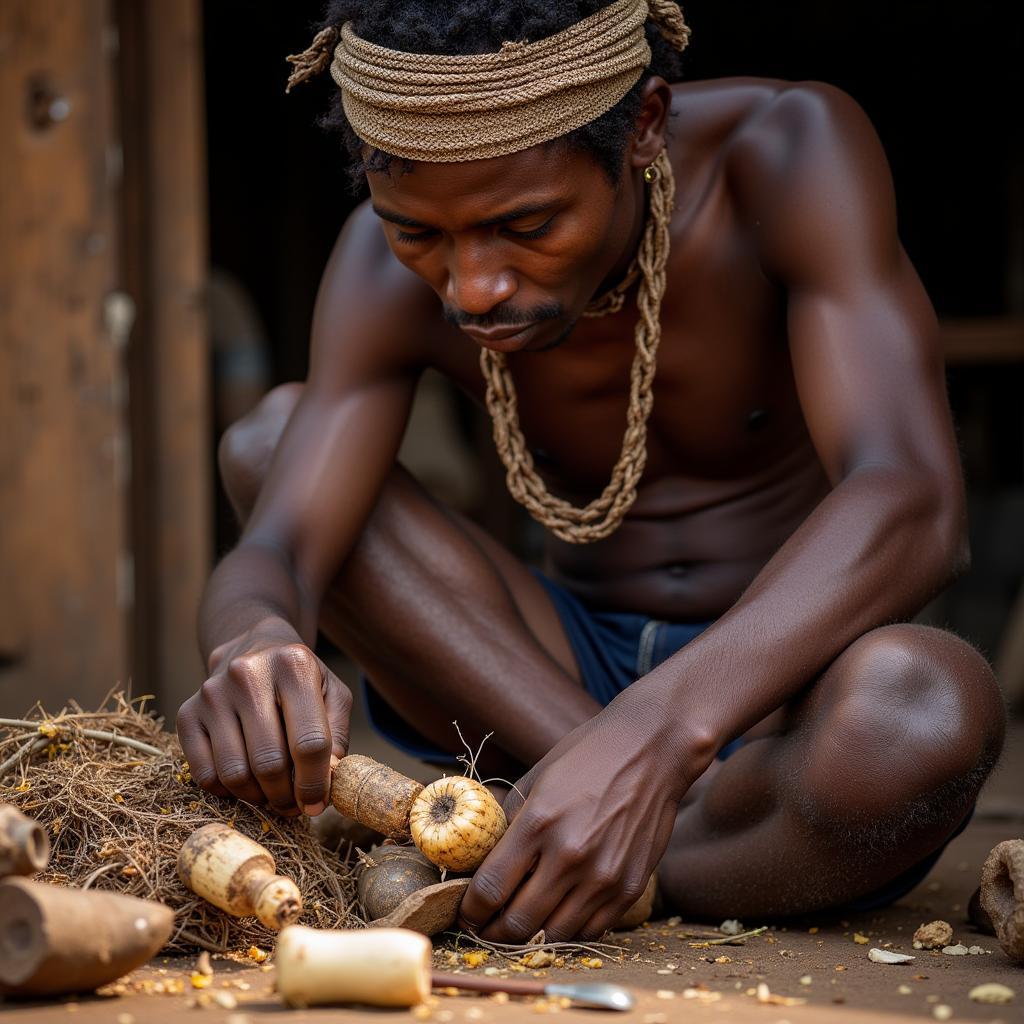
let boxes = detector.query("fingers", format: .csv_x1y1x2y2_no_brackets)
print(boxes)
479,861,575,943
322,670,352,759
235,698,300,816
459,821,540,934
176,705,228,797
275,645,335,814
209,713,266,805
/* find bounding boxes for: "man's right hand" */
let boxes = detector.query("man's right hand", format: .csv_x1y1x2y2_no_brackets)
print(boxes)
176,619,352,817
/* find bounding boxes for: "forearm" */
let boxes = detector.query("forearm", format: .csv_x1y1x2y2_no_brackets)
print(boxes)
633,465,964,752
198,542,316,672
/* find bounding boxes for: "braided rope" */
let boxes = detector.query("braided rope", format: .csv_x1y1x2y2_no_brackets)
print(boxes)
480,149,675,543
286,2,692,164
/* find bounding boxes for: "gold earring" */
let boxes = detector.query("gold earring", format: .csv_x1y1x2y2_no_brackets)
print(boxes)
643,163,659,184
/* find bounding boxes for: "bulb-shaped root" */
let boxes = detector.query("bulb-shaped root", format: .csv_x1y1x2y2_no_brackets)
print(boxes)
330,755,424,840
0,877,173,996
357,845,441,921
410,776,507,872
177,822,303,930
0,804,50,878
276,925,431,1008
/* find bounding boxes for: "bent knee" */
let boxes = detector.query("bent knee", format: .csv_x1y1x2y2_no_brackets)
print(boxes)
800,625,1004,820
219,382,304,521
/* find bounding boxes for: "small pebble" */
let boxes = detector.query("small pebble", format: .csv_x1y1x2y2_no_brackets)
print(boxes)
799,976,812,986
967,945,986,955
719,919,744,935
968,983,1015,1005
913,920,954,950
656,990,675,1000
116,1015,135,1024
941,944,968,956
932,1005,953,1021
211,991,238,1010
898,985,913,995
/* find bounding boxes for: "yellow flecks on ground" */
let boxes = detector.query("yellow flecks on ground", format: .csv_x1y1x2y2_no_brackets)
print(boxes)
853,932,870,944
247,946,269,963
37,721,58,738
51,818,62,835
113,793,125,804
15,780,30,792
411,1006,432,1021
462,950,489,967
579,957,603,969
261,819,271,834
190,973,212,989
808,926,819,934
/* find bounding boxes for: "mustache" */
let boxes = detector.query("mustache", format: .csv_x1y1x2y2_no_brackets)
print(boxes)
443,301,563,330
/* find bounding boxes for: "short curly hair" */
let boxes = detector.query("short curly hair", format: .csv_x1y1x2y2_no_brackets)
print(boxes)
318,1,685,190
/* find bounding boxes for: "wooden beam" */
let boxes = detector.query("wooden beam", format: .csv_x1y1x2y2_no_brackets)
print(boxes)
942,317,1024,365
116,0,211,716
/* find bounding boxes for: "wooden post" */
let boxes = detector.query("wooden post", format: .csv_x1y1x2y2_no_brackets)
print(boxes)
0,0,130,710
116,0,211,715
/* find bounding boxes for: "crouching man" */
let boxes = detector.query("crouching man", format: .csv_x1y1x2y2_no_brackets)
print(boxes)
178,0,1004,941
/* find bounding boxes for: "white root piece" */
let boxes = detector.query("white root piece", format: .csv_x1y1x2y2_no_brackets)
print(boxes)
410,776,507,871
330,755,424,839
276,926,431,1008
0,804,50,877
868,948,915,964
0,877,173,996
177,823,303,930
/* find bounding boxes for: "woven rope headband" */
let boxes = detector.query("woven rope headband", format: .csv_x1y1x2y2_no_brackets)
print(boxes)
287,0,690,162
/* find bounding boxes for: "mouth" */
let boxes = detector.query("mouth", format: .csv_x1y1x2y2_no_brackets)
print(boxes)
459,322,542,352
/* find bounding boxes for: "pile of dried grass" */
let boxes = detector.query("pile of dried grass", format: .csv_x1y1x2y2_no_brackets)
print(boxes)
0,693,363,953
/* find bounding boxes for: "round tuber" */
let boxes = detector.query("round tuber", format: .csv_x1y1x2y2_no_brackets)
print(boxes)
0,804,50,878
358,845,441,920
410,776,507,872
276,925,431,1008
177,822,303,930
0,877,173,996
330,755,424,840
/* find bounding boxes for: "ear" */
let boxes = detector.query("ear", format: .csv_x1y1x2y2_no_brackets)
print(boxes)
629,76,673,170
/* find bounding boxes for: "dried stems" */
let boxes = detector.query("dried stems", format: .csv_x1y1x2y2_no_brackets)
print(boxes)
0,693,363,953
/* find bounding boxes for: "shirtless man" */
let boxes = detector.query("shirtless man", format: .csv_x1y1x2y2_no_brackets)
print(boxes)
177,0,1005,942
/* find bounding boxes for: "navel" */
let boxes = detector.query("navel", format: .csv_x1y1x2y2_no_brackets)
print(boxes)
747,408,769,431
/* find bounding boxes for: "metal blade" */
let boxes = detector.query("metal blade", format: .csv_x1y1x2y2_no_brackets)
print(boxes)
544,982,636,1011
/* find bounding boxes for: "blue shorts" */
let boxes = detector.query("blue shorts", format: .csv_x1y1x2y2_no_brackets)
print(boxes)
362,569,967,910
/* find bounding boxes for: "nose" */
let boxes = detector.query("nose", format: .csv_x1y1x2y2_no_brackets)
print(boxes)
445,243,517,316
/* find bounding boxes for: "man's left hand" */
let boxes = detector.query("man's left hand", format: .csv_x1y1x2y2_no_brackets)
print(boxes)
459,700,704,942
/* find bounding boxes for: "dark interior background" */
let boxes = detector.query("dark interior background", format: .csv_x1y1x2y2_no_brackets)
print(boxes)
202,0,1024,660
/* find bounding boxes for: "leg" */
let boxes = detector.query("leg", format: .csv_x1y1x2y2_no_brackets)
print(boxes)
219,384,602,775
659,624,1006,917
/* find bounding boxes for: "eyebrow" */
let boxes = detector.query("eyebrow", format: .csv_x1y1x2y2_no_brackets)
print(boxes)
372,200,560,231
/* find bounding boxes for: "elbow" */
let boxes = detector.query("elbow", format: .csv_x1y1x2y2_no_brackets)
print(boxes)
925,479,970,591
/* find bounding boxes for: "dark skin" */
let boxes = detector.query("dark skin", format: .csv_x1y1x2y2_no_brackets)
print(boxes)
178,76,1005,941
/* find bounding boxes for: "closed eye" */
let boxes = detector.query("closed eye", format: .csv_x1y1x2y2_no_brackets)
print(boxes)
394,227,439,245
504,217,555,240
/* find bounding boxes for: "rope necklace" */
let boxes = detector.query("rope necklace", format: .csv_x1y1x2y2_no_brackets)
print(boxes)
480,148,675,544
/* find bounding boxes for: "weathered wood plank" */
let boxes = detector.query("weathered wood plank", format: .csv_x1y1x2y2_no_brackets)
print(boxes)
0,0,129,713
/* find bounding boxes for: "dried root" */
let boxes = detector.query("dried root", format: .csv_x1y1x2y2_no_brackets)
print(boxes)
0,693,362,953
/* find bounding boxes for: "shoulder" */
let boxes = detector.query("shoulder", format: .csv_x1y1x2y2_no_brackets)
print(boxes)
309,200,444,379
705,80,899,283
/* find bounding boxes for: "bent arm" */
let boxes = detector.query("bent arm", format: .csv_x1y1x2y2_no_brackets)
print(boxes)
632,84,967,757
199,205,430,665
181,205,436,812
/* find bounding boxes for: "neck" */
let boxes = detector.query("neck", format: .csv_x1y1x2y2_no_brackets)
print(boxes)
592,167,649,300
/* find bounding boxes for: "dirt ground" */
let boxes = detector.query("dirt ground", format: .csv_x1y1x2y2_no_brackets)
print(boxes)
3,724,1021,1024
